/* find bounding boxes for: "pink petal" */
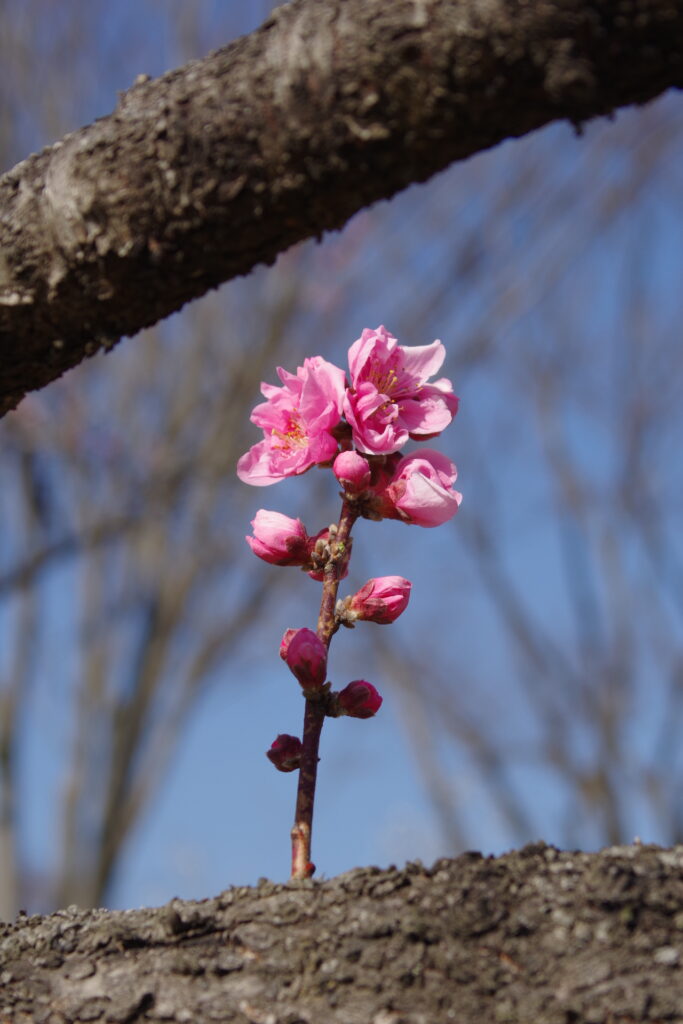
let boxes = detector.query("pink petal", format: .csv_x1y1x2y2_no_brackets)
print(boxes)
398,339,446,382
298,357,346,423
236,440,284,486
348,326,398,383
397,450,458,484
402,391,457,437
404,475,461,525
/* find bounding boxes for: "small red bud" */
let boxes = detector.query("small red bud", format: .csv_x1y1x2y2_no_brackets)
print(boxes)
266,734,303,772
337,680,383,719
285,628,327,690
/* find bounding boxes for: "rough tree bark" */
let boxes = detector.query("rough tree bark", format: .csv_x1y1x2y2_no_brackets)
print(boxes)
2,843,683,1023
0,0,681,415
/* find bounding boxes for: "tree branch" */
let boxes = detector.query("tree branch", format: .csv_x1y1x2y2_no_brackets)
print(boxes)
3,843,683,1022
0,0,681,414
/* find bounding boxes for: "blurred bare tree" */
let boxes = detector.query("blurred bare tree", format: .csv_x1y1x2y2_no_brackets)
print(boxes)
373,97,683,857
0,0,298,917
1,0,682,921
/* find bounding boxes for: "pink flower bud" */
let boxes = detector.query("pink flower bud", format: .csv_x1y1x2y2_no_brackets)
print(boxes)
337,680,383,718
285,628,327,691
347,576,412,624
246,510,311,565
266,734,303,772
333,451,372,492
378,450,462,527
279,628,298,661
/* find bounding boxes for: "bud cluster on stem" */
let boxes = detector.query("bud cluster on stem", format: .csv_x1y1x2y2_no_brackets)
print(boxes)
238,326,461,879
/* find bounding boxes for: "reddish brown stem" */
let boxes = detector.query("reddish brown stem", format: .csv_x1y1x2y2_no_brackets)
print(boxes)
290,500,357,880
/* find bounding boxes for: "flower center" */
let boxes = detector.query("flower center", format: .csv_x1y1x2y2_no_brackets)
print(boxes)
369,364,400,398
271,413,306,452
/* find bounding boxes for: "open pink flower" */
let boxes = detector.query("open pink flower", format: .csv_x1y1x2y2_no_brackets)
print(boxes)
237,357,346,486
343,326,458,455
379,449,462,527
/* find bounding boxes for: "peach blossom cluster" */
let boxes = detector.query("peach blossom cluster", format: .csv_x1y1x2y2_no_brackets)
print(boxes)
237,327,461,877
238,325,461,525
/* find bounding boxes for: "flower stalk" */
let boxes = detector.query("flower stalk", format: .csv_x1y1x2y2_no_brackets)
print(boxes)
291,501,357,879
241,326,460,880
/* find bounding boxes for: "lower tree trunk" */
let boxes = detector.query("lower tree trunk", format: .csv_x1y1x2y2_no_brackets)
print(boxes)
2,842,683,1023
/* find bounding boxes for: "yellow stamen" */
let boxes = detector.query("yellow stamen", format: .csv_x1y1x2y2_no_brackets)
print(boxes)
370,366,400,396
271,413,306,452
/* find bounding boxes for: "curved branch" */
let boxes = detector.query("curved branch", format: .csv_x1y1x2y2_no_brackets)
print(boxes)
1,0,681,414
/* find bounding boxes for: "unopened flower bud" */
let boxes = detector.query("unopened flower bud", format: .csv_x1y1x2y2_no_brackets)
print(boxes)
266,734,303,772
375,451,462,527
347,576,412,624
333,451,371,493
337,680,383,718
246,510,311,565
285,628,327,691
279,628,298,661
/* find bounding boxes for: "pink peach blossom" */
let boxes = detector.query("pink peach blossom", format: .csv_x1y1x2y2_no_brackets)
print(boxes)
380,449,462,527
246,510,312,566
237,356,346,485
346,576,412,624
343,326,458,455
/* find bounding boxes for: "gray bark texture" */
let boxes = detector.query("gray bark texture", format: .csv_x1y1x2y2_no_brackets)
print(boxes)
2,842,683,1023
0,0,682,415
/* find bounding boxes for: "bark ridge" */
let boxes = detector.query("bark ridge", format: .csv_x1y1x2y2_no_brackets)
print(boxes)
2,842,683,1022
